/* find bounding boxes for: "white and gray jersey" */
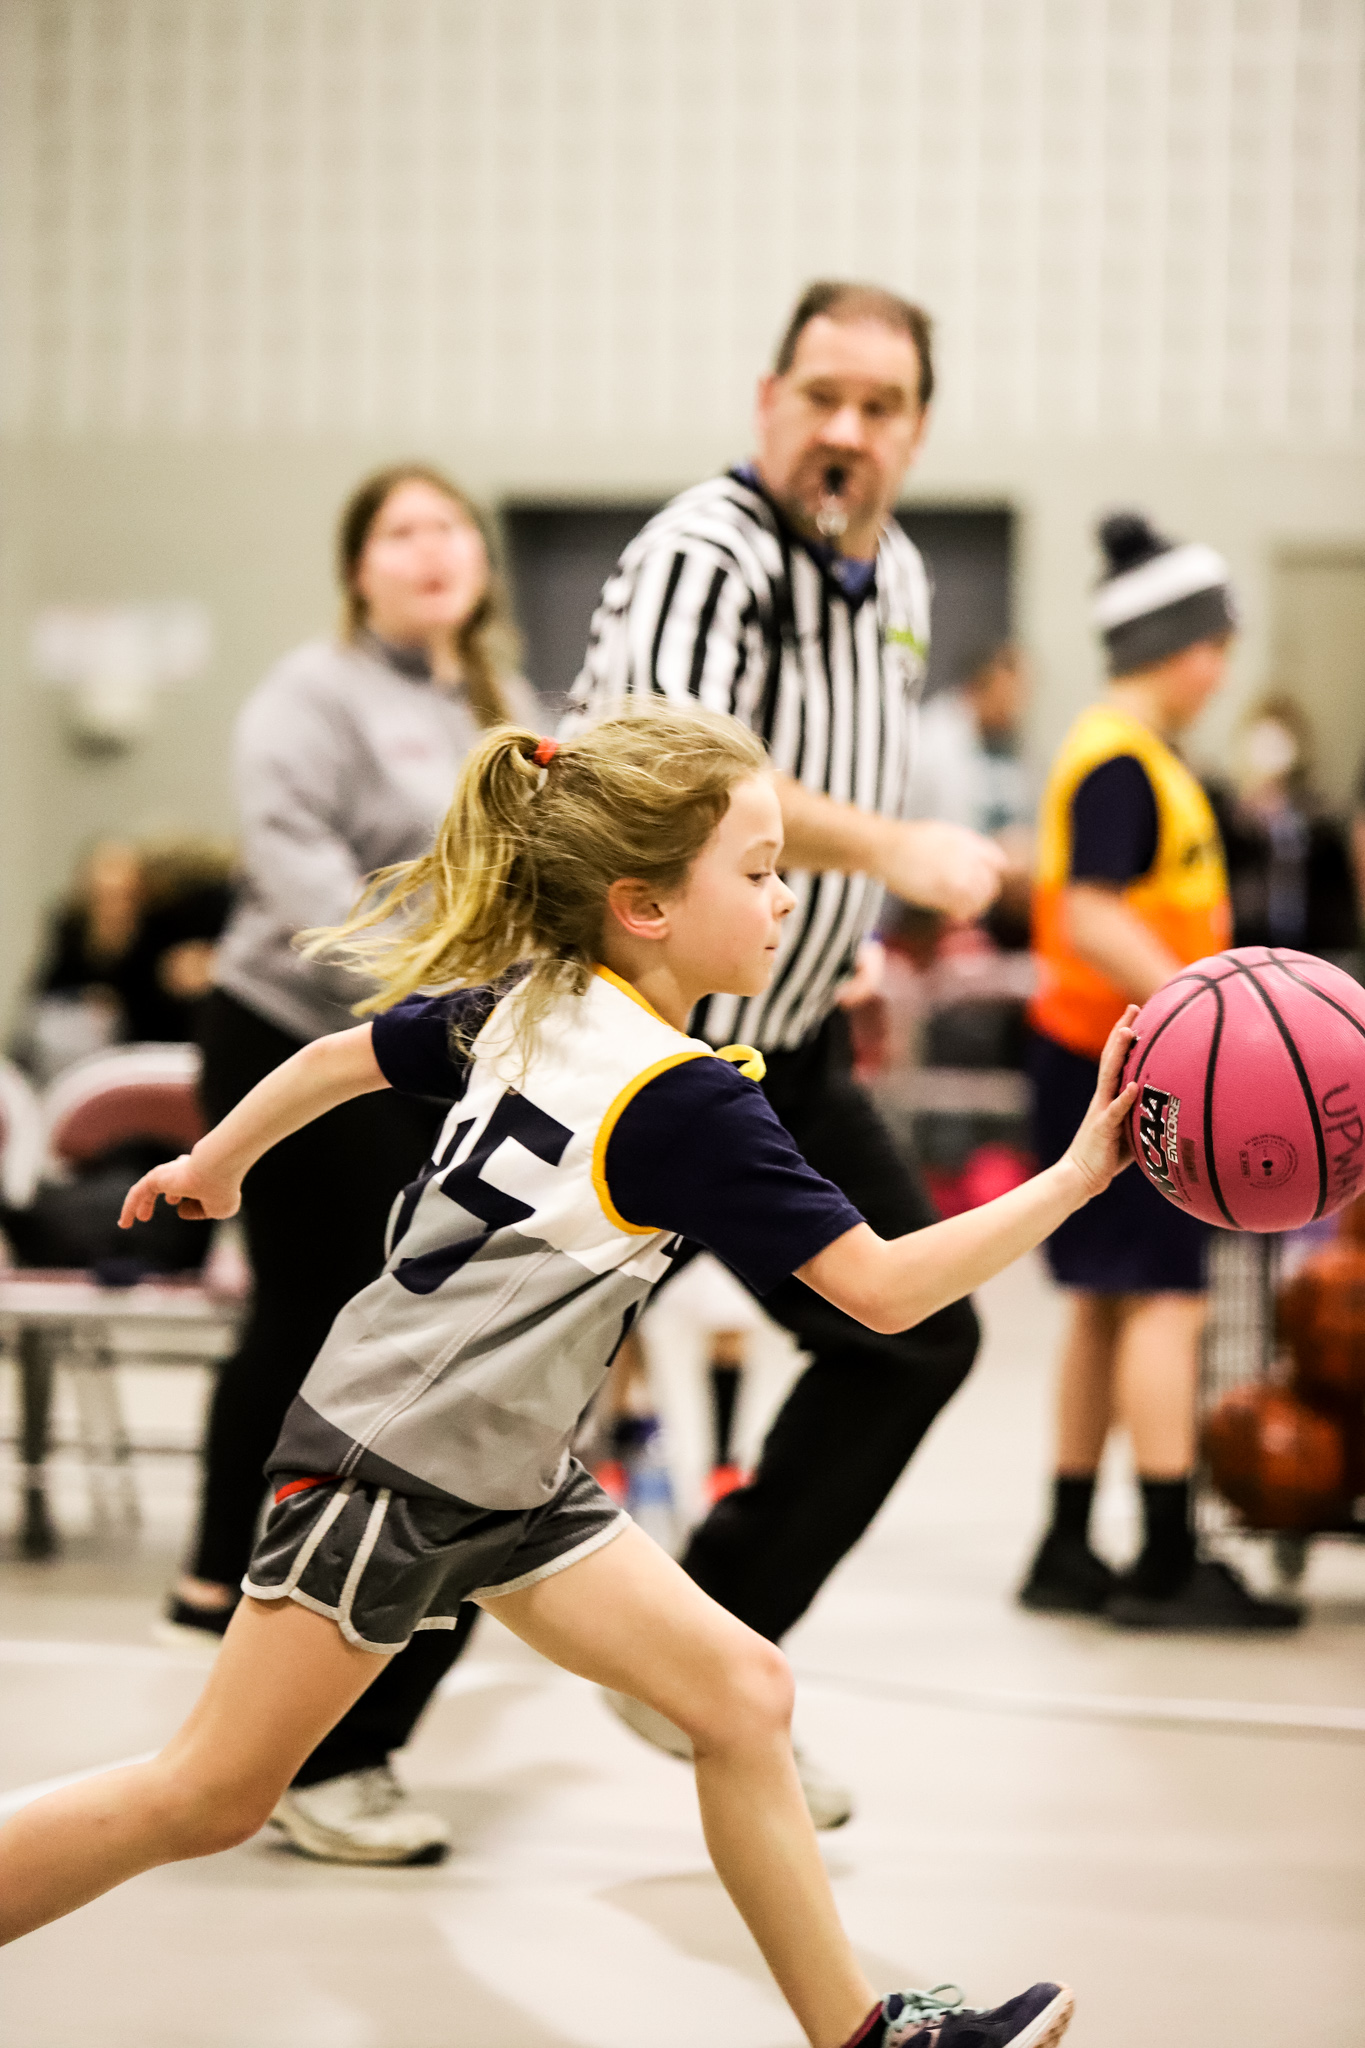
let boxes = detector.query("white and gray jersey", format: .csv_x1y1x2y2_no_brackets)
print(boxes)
268,969,860,1512
565,470,931,1052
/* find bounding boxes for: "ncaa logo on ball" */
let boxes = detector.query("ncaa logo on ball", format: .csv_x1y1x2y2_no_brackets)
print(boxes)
1137,1084,1183,1201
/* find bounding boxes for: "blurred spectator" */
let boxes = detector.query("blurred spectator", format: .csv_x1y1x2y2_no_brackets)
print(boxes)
15,835,233,1079
171,460,538,1867
906,642,1034,948
873,645,1037,1204
908,642,1033,838
1206,694,1359,960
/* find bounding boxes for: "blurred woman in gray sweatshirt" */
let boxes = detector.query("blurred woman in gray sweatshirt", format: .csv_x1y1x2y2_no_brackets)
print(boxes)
166,464,537,1862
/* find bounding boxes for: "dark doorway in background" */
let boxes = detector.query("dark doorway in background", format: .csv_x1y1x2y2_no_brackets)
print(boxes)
502,499,1015,715
502,504,662,716
897,506,1014,698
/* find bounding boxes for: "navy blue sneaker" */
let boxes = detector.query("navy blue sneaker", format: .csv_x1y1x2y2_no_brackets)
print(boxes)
882,1980,1074,2047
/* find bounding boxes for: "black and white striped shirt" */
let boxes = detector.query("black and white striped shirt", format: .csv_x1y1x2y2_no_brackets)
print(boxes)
566,469,932,1052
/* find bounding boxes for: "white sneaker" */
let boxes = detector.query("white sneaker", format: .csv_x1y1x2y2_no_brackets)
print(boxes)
603,1689,855,1829
268,1763,451,1866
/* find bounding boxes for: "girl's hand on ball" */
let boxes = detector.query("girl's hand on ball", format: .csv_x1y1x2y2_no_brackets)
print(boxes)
1065,1008,1141,1199
118,1153,242,1229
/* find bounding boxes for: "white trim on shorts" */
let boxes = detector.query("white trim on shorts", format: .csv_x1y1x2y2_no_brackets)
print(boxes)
470,1508,630,1602
242,1481,414,1656
270,1581,411,1655
241,1479,353,1601
242,1493,630,1655
336,1487,392,1631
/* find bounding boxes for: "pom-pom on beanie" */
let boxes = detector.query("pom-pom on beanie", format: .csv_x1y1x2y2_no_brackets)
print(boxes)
1092,511,1237,677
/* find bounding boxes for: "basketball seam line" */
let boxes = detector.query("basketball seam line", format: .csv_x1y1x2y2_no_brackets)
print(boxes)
1162,949,1343,1005
1130,977,1209,1086
1238,971,1330,1221
1162,942,1309,991
1269,960,1365,1044
1202,981,1237,1227
1156,946,1302,995
1130,970,1236,1225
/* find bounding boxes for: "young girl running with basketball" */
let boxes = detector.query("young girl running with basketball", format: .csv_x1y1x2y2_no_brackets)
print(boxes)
0,708,1138,2048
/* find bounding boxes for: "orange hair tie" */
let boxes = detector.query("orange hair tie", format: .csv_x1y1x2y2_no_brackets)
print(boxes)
532,737,559,768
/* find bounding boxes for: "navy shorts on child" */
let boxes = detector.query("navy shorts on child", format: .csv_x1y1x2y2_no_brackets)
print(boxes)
245,966,863,1643
1028,1030,1208,1294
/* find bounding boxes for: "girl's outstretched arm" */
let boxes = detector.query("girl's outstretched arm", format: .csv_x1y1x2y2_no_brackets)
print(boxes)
799,1010,1140,1335
118,1023,388,1228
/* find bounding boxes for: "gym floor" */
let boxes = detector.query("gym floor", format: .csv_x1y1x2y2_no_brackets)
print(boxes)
2,1253,1362,2048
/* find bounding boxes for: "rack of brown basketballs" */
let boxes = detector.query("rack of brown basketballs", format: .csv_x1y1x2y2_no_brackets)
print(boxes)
1202,1192,1365,1589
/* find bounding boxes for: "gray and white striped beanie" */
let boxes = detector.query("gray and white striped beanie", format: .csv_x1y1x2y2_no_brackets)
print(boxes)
1093,512,1237,677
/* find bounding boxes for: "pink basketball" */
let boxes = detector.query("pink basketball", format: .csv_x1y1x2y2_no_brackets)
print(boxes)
1121,947,1365,1231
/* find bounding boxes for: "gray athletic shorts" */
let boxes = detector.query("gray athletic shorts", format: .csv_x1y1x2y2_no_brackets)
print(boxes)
243,1457,628,1654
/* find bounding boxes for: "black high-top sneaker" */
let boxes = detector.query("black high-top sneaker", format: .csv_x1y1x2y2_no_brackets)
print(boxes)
1107,1556,1302,1631
1017,1528,1116,1614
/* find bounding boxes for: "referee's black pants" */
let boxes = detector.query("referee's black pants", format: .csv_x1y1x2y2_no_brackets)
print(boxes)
677,1008,980,1641
193,989,461,1788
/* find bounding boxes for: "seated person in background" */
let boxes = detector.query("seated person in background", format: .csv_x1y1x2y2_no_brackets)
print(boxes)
1206,694,1360,962
18,835,233,1076
5,836,233,1275
906,641,1035,947
138,837,237,1019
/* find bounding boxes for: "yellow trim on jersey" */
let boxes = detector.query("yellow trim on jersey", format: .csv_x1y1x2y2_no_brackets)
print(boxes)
593,964,677,1030
591,1050,712,1234
593,972,767,1084
715,1042,767,1082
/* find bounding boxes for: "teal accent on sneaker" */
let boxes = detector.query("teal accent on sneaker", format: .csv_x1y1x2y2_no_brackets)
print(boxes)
882,1984,966,2038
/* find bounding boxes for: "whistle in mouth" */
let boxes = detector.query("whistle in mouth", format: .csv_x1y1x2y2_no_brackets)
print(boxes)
815,464,849,541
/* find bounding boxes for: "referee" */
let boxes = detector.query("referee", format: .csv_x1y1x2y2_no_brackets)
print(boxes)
570,280,1006,1816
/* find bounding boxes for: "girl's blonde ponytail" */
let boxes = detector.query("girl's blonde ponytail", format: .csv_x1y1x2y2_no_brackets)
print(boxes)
303,724,547,1011
305,702,768,1057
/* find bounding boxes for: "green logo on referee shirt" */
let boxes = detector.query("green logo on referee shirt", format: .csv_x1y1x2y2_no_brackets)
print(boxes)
885,626,927,658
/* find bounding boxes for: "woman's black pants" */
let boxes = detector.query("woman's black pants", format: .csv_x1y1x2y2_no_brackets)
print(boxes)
193,989,469,1787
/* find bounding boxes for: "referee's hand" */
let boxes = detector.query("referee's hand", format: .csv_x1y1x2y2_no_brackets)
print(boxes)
882,819,1007,920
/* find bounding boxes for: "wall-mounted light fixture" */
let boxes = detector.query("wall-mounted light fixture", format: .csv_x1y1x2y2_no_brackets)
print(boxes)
31,602,212,755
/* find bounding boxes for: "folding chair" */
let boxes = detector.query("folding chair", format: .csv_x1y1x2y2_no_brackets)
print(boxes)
0,1059,51,1554
0,1044,244,1558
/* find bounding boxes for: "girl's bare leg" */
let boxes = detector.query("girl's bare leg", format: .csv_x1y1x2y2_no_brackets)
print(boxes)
0,1598,386,1943
484,1524,875,2048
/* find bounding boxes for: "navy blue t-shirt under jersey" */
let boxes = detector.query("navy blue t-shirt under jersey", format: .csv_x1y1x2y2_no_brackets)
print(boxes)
1069,754,1159,885
371,990,863,1298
